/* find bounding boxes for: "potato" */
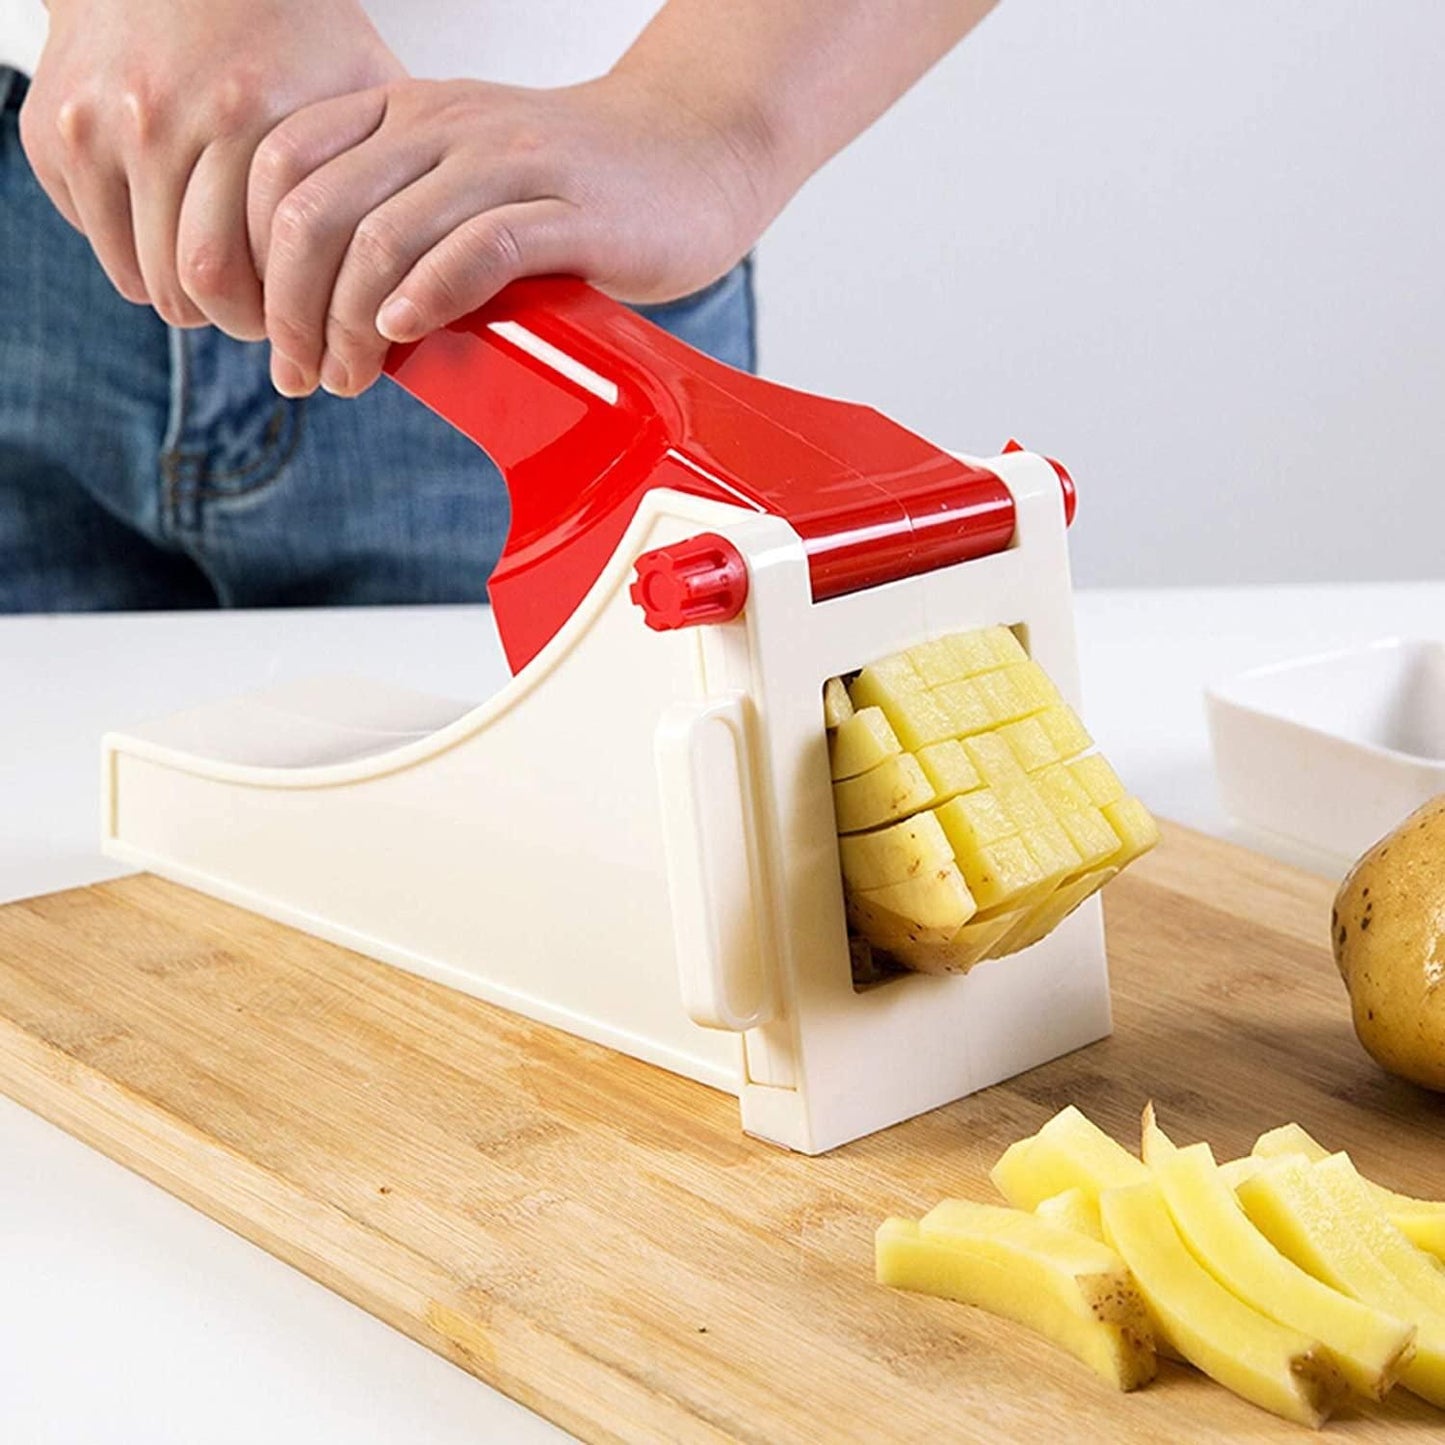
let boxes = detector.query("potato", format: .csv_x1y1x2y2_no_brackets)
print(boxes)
1333,795,1445,1091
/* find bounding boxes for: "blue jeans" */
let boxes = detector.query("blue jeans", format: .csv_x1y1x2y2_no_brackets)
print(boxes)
0,67,756,612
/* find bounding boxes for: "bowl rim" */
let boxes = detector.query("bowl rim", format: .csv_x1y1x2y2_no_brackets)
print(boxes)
1205,635,1445,772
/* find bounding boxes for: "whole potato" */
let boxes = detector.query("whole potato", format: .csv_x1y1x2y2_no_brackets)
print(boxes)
1333,794,1445,1091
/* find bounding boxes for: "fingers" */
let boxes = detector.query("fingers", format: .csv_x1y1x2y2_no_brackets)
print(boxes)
128,136,208,328
176,136,267,339
315,162,528,396
377,197,582,345
67,167,149,304
247,88,393,273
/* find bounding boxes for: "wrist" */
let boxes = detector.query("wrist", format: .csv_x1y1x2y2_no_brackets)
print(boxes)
605,56,793,232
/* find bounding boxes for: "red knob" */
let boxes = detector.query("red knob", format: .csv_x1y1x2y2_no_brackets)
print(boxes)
630,533,749,632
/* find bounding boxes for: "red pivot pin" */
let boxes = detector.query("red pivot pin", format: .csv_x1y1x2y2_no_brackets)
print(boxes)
630,533,749,632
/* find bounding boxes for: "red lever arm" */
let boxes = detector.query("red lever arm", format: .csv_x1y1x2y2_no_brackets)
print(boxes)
385,277,1023,673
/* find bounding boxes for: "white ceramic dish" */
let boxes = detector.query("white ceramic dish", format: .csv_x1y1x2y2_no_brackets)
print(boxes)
1206,637,1445,867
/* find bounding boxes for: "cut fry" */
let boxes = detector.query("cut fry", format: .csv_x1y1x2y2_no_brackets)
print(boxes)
875,1202,1155,1391
1035,1187,1105,1243
1253,1122,1445,1263
990,1105,1148,1212
1142,1116,1416,1400
1100,1180,1347,1427
822,676,855,729
1236,1154,1445,1407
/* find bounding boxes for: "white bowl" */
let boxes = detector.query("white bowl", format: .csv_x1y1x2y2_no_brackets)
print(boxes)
1206,637,1445,867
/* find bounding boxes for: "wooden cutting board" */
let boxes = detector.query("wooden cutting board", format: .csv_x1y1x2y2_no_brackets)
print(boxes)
1,822,1442,1442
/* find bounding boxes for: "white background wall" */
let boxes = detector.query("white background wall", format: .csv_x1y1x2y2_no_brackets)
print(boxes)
756,2,1445,587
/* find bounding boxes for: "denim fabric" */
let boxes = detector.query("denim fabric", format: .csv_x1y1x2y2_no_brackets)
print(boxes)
0,67,757,612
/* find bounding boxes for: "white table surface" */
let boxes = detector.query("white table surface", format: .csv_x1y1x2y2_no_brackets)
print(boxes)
3,582,1440,1443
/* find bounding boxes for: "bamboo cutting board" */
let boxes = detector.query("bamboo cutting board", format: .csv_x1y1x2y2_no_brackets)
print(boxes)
1,822,1442,1442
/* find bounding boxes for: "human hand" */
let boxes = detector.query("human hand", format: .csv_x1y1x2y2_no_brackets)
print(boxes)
20,0,404,339
245,71,779,397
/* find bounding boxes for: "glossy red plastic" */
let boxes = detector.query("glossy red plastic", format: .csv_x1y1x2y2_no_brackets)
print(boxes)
630,533,749,632
386,278,1064,671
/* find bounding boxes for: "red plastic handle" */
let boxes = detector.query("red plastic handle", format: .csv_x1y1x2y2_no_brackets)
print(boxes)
385,278,1034,672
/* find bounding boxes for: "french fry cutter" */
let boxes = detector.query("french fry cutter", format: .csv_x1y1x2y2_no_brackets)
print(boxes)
102,278,1108,1154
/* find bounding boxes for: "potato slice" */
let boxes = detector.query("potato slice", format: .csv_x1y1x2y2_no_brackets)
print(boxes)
1035,1187,1105,1243
1236,1154,1445,1407
847,865,976,946
837,812,953,892
832,753,935,833
990,1105,1148,1212
990,866,1116,959
1142,1114,1415,1400
861,908,1027,975
1100,1180,1347,1427
876,1202,1155,1391
829,706,902,781
1252,1123,1445,1262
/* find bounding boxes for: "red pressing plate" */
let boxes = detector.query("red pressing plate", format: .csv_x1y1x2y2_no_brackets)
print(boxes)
386,278,1072,672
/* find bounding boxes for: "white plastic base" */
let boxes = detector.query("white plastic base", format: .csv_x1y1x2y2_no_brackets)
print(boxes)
103,450,1110,1154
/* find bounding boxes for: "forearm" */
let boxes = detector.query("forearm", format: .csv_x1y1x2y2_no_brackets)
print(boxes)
614,0,997,216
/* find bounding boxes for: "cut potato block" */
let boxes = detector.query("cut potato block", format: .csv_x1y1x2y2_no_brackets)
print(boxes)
973,668,1038,726
1007,659,1064,714
1101,1180,1347,1427
1236,1155,1445,1407
1035,1187,1105,1243
1069,753,1126,809
1101,796,1162,868
934,789,1015,850
837,812,953,892
832,753,936,833
875,1202,1155,1391
961,732,1028,789
991,1106,1149,1213
932,677,994,737
829,706,902,781
822,676,854,729
954,835,1048,914
1036,705,1094,759
833,629,1156,974
914,740,982,802
996,714,1062,772
848,866,977,946
849,655,955,750
1252,1123,1445,1262
1143,1121,1416,1400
